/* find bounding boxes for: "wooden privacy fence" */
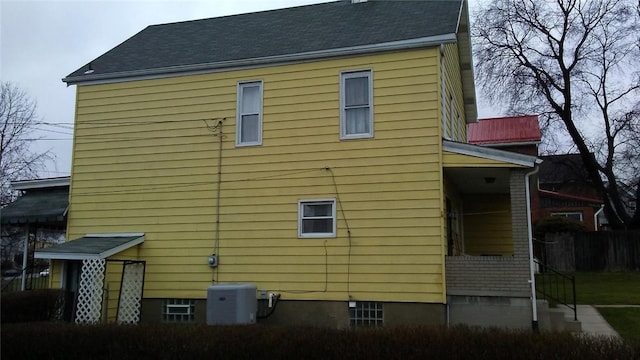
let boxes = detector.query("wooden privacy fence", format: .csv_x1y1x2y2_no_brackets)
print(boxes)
538,231,640,272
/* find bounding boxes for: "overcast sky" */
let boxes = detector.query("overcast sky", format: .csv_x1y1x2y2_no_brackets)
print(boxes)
1,0,493,179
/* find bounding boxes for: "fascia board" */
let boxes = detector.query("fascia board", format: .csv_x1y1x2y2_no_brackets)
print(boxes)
11,177,70,190
34,233,144,260
474,141,541,147
443,140,540,167
34,252,100,260
85,232,145,238
63,34,457,86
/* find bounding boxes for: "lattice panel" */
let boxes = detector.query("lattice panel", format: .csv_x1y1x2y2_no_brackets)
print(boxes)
75,259,106,324
117,262,145,324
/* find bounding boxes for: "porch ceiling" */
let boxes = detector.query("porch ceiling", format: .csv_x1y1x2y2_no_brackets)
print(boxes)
445,168,511,194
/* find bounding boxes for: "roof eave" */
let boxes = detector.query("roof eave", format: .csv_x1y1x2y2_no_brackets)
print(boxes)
472,140,541,147
455,0,477,124
443,140,541,167
34,233,145,260
11,177,70,190
63,34,458,86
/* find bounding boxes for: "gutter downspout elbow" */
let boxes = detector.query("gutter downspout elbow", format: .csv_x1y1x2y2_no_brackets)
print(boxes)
525,166,540,331
594,205,604,231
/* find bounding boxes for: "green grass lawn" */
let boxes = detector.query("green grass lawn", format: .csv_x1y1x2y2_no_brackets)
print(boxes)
597,307,640,343
571,272,640,345
571,272,640,305
536,271,640,343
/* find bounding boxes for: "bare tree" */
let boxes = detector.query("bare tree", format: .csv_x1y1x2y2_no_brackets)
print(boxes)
473,0,640,229
0,82,52,206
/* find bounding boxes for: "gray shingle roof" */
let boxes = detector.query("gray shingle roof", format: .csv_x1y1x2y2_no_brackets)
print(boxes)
64,0,463,84
1,187,69,225
34,234,144,260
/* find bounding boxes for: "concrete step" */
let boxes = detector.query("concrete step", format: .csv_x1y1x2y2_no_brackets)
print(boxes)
537,300,582,333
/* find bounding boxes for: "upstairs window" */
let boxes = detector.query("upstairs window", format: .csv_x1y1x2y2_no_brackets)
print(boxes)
341,70,373,139
237,81,263,146
298,199,336,238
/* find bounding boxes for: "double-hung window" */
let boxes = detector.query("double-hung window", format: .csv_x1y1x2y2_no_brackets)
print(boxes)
340,70,373,139
298,199,336,238
236,80,263,146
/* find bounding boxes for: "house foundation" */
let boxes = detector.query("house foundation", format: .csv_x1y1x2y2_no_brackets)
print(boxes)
447,295,532,329
141,298,446,327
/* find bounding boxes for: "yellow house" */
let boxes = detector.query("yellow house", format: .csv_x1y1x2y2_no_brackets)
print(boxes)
37,0,541,329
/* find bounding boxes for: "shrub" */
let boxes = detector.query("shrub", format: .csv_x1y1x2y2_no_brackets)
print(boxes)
534,216,587,239
1,323,638,360
1,289,66,323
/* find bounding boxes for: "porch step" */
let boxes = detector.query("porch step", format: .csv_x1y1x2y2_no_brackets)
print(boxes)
537,300,581,333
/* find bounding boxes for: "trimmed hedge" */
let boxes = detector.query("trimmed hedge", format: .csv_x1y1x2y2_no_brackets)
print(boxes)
2,323,638,360
1,289,66,323
535,216,587,239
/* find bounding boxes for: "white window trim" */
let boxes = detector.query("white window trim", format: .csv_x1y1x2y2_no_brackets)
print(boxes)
236,80,263,147
340,69,373,140
551,212,584,221
298,198,337,238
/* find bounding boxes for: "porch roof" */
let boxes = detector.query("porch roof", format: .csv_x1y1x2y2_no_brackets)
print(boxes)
1,187,69,225
34,233,144,260
443,140,541,168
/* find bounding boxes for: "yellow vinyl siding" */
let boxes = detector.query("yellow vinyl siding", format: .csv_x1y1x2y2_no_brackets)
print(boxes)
68,48,446,306
441,43,467,142
462,194,513,256
442,151,528,168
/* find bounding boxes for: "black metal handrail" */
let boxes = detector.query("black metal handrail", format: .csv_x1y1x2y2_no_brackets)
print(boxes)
534,259,577,321
1,265,49,292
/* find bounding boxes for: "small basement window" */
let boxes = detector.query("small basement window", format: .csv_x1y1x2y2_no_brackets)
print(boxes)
349,301,383,327
162,299,195,323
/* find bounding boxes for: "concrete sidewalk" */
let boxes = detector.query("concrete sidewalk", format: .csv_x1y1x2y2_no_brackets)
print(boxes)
558,305,619,337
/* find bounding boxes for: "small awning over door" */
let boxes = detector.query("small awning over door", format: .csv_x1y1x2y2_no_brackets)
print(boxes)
34,233,144,260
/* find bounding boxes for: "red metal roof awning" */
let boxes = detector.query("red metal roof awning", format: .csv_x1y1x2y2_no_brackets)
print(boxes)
468,115,541,145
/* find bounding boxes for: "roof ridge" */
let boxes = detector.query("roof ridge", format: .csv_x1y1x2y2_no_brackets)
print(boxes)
145,1,336,28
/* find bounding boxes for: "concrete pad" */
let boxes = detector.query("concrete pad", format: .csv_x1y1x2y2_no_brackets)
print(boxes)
558,305,619,338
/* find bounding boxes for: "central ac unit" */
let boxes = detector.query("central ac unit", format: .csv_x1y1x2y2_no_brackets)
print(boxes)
206,283,257,325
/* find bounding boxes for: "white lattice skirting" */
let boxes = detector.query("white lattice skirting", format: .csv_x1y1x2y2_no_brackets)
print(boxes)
117,262,145,324
75,259,106,324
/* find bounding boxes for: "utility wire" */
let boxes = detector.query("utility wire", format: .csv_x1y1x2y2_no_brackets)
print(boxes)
326,167,352,300
32,128,74,136
71,168,325,197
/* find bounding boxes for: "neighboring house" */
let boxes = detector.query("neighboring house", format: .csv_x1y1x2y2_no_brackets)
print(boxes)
1,177,69,289
467,115,541,157
598,182,637,230
36,0,541,329
536,154,603,231
467,117,606,231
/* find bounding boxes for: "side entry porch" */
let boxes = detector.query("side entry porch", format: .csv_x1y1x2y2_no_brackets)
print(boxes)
34,233,146,324
442,140,540,329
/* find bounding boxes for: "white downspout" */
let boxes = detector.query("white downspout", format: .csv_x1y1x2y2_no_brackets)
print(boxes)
525,166,540,330
593,205,604,231
21,225,29,291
